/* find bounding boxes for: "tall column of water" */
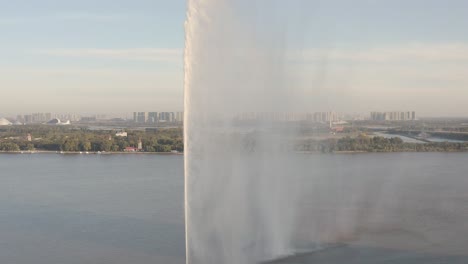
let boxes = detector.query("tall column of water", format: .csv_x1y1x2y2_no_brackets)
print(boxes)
184,1,307,263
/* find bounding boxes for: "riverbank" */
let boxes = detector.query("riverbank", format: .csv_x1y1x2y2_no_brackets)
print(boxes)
0,150,183,155
297,149,468,154
3,149,468,156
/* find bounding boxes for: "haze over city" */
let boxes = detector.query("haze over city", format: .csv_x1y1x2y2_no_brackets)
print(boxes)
2,0,468,117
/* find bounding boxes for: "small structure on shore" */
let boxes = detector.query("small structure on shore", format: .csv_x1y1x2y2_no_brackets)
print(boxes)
116,131,128,137
124,147,138,152
138,139,143,151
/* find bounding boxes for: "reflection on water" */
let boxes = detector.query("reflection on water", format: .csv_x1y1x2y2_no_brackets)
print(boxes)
266,244,468,264
274,152,468,263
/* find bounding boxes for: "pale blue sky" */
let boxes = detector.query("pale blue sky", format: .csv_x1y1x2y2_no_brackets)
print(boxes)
1,0,468,116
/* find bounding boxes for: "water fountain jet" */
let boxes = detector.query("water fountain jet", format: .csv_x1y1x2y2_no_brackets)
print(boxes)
184,1,312,263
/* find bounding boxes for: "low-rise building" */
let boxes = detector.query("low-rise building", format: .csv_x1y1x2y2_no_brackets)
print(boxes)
124,147,138,152
115,132,128,137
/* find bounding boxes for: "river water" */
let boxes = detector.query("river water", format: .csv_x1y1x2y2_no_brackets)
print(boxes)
0,154,185,264
0,153,467,264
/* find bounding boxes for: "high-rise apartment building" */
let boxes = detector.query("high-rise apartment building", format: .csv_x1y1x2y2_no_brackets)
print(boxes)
313,112,339,123
148,112,159,123
235,111,340,123
175,112,184,122
132,111,180,123
370,111,416,121
159,112,174,122
133,112,148,123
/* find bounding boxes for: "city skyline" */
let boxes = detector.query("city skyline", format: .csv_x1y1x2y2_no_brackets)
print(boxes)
3,111,185,123
0,110,424,124
2,1,468,116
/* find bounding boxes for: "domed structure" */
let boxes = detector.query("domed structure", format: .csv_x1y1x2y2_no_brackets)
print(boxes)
0,118,12,126
47,118,61,124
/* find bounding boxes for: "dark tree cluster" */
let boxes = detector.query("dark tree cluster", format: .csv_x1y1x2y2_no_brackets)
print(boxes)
297,134,468,153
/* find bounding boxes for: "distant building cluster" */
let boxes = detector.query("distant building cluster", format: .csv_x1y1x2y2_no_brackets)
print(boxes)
17,113,51,123
133,112,184,124
370,111,416,121
1,111,184,126
236,112,341,123
16,113,80,124
1,110,421,127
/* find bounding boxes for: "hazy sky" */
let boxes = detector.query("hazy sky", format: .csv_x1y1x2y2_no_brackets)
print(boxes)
1,0,468,116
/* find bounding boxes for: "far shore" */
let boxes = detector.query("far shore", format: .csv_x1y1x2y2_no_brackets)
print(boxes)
0,150,183,155
3,150,467,156
298,150,468,154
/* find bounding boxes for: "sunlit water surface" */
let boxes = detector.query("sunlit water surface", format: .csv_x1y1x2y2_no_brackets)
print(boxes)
1,153,468,264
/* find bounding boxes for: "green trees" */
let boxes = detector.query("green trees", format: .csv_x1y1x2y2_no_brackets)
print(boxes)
1,125,467,154
80,141,92,151
0,126,183,153
297,134,468,153
62,138,79,151
92,138,112,152
154,144,172,152
25,144,35,151
333,135,408,152
0,142,20,151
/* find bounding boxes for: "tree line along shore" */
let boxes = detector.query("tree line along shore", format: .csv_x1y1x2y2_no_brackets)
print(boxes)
1,126,468,154
0,126,183,153
297,134,468,153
